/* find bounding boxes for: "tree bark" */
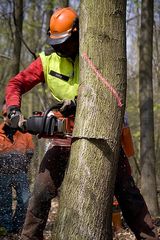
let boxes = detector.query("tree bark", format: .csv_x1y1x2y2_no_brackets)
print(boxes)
54,1,127,239
139,0,159,216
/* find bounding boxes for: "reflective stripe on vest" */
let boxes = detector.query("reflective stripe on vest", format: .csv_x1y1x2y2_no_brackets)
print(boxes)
40,52,79,101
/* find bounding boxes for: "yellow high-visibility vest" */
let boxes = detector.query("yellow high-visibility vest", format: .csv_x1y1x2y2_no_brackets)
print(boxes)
40,51,79,101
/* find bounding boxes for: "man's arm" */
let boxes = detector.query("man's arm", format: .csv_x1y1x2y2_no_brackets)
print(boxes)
5,57,45,108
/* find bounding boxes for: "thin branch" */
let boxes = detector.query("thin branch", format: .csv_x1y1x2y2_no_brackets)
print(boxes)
12,0,37,60
126,14,140,23
0,54,11,59
133,156,141,176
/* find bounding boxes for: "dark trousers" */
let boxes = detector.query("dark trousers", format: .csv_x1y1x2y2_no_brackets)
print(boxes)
115,149,158,240
21,146,158,240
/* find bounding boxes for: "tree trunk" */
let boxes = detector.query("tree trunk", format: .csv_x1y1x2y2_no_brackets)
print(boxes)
139,0,159,216
54,1,126,239
12,0,23,75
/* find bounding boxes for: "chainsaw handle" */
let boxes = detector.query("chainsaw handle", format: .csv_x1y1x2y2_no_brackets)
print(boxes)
41,102,63,134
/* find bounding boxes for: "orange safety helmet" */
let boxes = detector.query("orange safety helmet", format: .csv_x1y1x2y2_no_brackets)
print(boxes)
48,7,78,46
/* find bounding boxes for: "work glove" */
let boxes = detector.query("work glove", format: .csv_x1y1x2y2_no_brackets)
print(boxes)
7,106,26,129
60,99,76,117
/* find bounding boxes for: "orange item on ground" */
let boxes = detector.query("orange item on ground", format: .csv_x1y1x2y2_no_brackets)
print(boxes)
121,126,135,158
112,196,122,232
112,212,122,232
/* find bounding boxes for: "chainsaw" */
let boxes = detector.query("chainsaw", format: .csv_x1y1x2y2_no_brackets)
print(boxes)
23,103,72,137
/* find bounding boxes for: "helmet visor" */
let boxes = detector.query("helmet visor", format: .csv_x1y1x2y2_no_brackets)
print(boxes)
47,29,72,46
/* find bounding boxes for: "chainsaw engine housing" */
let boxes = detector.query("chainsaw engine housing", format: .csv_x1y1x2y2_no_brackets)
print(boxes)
25,114,57,135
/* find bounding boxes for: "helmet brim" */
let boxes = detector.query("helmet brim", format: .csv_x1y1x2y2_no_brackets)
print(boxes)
47,35,70,46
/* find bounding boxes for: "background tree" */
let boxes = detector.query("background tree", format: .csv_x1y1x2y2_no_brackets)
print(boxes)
139,0,159,215
11,0,23,76
126,1,160,201
54,0,127,239
55,0,69,7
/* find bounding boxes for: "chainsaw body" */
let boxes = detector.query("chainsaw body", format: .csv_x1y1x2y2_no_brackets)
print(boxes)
25,113,56,136
24,104,71,137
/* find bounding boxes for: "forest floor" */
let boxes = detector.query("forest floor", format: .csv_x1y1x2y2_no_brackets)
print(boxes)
44,197,160,240
44,197,137,240
1,197,160,240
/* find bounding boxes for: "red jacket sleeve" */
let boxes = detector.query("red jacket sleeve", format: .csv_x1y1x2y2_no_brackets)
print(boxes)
5,57,44,108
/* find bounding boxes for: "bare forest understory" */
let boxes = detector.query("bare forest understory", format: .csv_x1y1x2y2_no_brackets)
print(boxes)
1,197,160,240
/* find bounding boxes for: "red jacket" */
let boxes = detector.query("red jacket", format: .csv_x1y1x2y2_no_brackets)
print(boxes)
5,57,44,108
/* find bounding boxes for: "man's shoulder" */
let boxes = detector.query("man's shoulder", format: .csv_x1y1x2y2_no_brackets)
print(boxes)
16,130,32,139
20,130,32,135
